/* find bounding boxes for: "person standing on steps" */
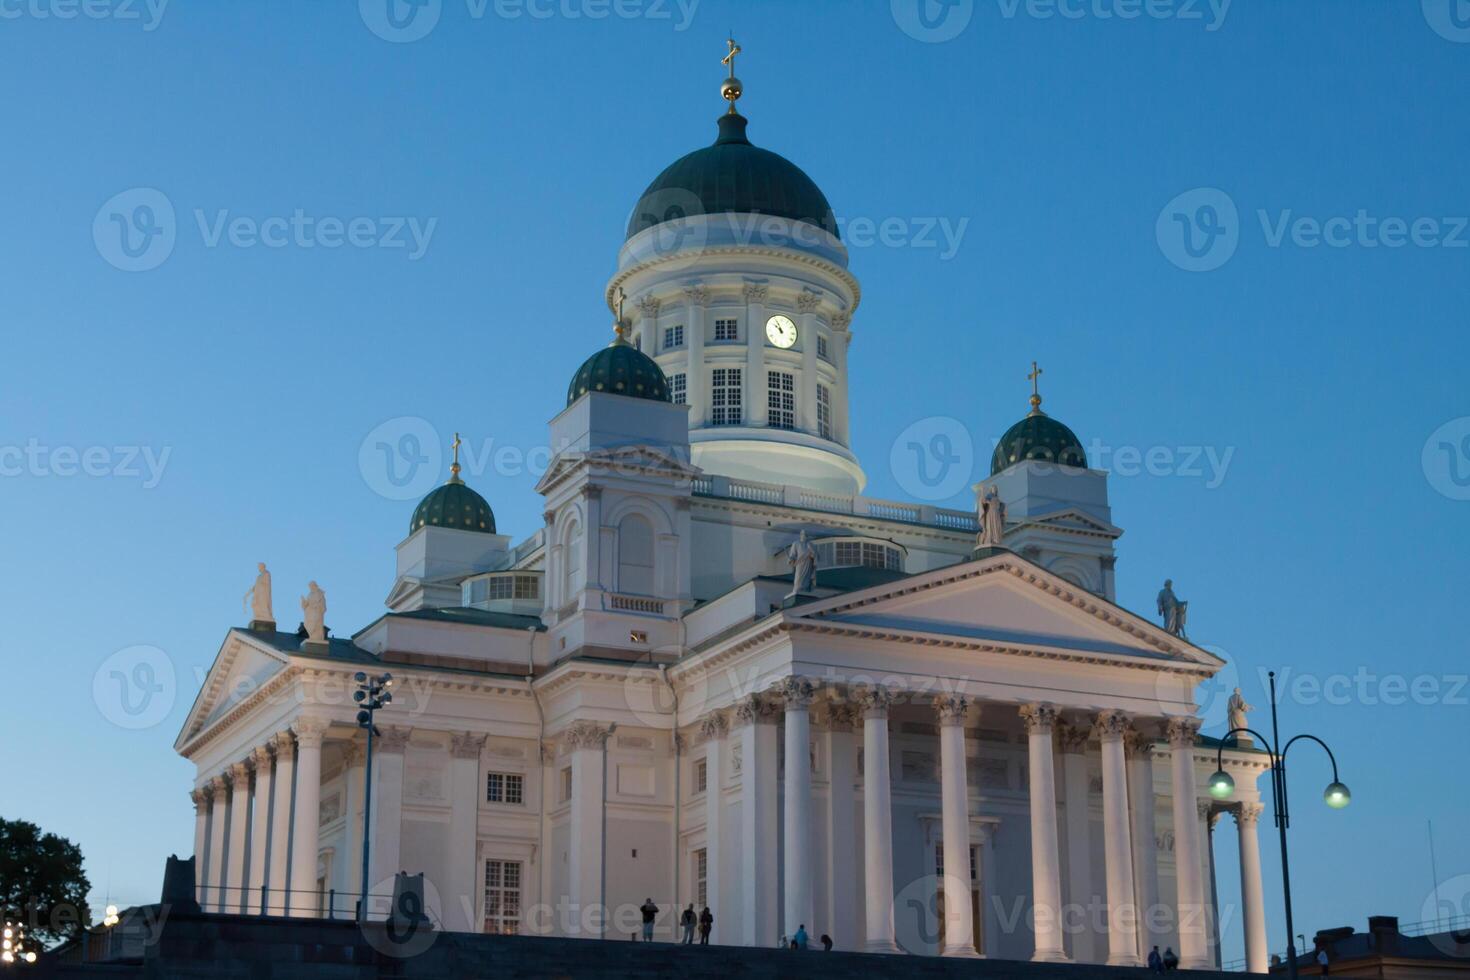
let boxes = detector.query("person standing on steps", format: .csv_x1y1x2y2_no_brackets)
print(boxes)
1163,946,1180,970
697,906,713,945
639,898,658,942
1148,945,1164,972
820,934,832,951
680,904,696,945
793,924,809,950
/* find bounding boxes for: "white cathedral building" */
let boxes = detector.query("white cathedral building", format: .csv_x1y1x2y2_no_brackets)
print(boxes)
175,54,1273,972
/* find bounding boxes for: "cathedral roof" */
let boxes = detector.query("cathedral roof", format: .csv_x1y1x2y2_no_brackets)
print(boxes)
567,334,672,406
624,113,839,242
991,412,1089,475
411,477,496,535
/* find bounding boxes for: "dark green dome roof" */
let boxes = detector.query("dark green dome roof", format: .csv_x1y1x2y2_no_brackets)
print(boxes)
567,337,672,406
625,113,838,241
411,479,496,535
991,411,1088,475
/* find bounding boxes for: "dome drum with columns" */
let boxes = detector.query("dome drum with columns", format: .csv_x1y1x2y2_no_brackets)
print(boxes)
175,41,1272,973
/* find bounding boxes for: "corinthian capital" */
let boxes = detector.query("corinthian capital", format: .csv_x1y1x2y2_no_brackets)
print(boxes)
934,694,971,726
854,685,894,718
561,720,612,752
742,281,769,303
1092,709,1131,742
796,289,822,314
1235,802,1265,827
774,676,816,709
1057,722,1091,754
1019,702,1059,735
451,732,488,760
1124,729,1155,759
696,711,729,744
377,726,412,753
682,283,709,306
636,295,661,318
734,693,776,726
1166,716,1202,748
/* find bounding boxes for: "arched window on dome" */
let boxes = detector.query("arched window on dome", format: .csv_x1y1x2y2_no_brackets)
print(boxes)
617,514,656,596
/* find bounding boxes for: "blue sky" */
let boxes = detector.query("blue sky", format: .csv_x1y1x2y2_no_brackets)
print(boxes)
2,0,1467,963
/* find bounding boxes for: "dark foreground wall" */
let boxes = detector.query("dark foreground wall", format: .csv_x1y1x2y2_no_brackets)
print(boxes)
41,912,1241,980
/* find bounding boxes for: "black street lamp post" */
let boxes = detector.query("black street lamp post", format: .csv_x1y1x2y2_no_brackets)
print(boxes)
354,670,394,922
1207,670,1351,980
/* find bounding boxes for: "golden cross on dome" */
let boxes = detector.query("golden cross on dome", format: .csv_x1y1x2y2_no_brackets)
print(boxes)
722,36,741,78
612,286,629,343
1028,361,1045,415
449,432,463,483
721,37,743,114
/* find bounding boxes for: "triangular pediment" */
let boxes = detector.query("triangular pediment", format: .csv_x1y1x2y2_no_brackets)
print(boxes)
535,445,699,495
793,552,1218,669
1016,507,1121,538
173,630,291,752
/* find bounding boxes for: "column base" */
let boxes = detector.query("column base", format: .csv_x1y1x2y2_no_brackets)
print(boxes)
1031,949,1072,963
863,940,903,954
1181,957,1212,971
1107,953,1144,967
942,945,983,958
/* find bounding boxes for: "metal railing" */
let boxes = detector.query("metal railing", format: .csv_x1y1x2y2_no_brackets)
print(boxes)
691,474,979,532
1221,914,1470,971
193,883,445,928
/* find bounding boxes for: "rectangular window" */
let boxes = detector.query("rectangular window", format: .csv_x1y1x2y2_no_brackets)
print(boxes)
486,772,524,805
695,758,708,794
817,384,832,440
513,575,538,600
767,370,795,430
710,368,742,426
817,334,829,361
483,860,522,935
695,848,708,908
714,318,738,342
669,372,687,406
664,324,685,350
561,767,573,803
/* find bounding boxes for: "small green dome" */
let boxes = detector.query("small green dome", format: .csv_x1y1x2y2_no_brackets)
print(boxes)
411,479,496,535
625,113,839,242
567,338,672,406
991,412,1088,475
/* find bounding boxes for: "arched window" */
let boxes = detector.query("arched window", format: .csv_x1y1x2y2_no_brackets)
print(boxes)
617,514,655,596
562,521,583,601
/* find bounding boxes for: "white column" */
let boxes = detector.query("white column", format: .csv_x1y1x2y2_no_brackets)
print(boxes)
340,739,365,915
246,746,273,914
936,695,978,957
1059,725,1096,962
1201,802,1222,967
266,733,294,915
779,678,815,941
825,704,858,950
977,822,1001,955
447,732,486,932
205,776,228,912
743,282,768,427
737,694,778,946
797,293,820,434
1167,718,1209,969
1127,731,1163,960
1020,703,1068,962
860,688,899,953
368,726,409,915
288,719,326,918
563,721,609,937
1096,712,1140,966
698,711,729,943
190,789,209,905
832,314,852,446
225,761,251,914
683,284,708,427
1235,803,1268,973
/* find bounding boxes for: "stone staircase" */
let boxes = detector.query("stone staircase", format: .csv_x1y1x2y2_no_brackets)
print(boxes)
40,912,1243,980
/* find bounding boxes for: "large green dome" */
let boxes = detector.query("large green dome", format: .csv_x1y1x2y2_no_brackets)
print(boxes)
625,113,839,242
411,479,496,535
991,412,1089,475
567,337,672,406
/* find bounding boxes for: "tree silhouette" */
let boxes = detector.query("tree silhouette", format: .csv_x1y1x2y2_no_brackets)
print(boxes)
0,818,90,948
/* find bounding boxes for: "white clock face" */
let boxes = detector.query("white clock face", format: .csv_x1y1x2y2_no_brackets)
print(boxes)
765,314,798,349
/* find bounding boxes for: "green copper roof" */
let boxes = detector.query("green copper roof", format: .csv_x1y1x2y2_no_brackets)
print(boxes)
411,480,496,535
567,339,672,406
625,113,838,241
991,412,1088,475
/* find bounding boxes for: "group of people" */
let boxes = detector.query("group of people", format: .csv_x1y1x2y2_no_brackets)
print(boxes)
638,899,713,945
1147,945,1182,971
780,925,834,951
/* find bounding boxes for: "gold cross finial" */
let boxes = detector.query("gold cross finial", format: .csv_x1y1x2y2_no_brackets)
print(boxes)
449,432,464,483
1027,361,1044,415
721,37,743,114
611,287,630,344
